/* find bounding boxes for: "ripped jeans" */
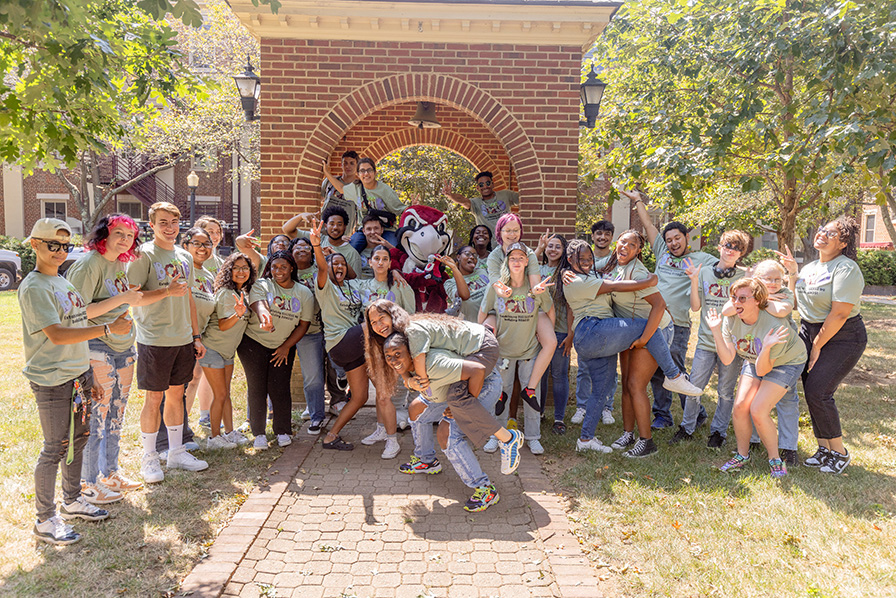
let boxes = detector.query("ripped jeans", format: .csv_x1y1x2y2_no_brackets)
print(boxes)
82,340,135,484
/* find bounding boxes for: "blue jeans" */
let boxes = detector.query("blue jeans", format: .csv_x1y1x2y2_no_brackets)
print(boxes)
410,370,502,489
681,348,741,436
83,341,135,483
498,358,542,441
650,324,705,426
541,331,571,421
349,230,398,253
575,368,615,412
295,332,326,422
742,361,803,451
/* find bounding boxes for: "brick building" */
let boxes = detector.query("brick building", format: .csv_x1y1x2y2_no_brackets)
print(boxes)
227,0,621,244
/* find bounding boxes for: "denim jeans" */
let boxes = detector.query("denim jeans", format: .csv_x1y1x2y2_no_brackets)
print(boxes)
295,332,326,422
541,331,571,420
578,353,618,441
349,230,398,253
409,370,502,489
649,324,706,426
32,369,93,521
83,340,135,483
575,367,615,412
498,358,542,441
681,348,741,436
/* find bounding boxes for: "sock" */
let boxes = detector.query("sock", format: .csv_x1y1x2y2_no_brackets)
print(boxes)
141,431,158,457
386,434,397,441
200,409,209,419
167,424,184,452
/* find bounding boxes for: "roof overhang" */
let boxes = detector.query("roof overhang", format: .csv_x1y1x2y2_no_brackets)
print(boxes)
227,0,622,51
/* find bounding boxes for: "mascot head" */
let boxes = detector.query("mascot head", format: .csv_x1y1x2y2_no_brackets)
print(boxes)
397,205,453,267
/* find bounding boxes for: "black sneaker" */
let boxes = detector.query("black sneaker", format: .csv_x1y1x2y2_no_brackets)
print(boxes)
695,412,708,428
707,431,725,449
335,375,349,392
668,426,693,445
819,450,850,474
804,446,831,467
521,387,540,412
495,392,508,416
780,449,798,467
624,438,658,458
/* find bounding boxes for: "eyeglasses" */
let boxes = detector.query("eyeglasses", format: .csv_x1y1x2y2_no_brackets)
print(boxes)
477,180,493,188
35,239,74,253
358,168,375,174
732,295,753,304
189,241,213,249
233,266,251,272
720,243,743,252
816,228,839,239
758,277,783,285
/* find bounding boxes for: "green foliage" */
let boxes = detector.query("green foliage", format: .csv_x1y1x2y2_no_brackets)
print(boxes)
0,236,35,273
856,249,896,286
742,247,780,267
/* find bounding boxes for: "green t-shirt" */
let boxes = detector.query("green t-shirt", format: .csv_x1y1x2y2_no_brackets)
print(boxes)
721,310,807,367
296,266,322,335
606,259,672,329
314,278,363,351
445,264,491,323
321,236,363,278
564,273,615,332
190,263,217,334
413,349,465,404
540,264,568,334
480,280,553,360
652,237,717,327
468,190,519,235
202,287,251,360
342,181,406,231
358,246,374,280
594,252,613,271
18,272,90,387
321,177,362,233
694,267,745,352
65,250,136,353
127,242,194,347
247,279,315,349
206,253,225,277
486,245,540,283
795,255,863,323
358,277,416,313
406,318,486,359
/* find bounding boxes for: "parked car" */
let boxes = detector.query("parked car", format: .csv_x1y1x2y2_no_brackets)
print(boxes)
59,247,88,276
0,249,23,291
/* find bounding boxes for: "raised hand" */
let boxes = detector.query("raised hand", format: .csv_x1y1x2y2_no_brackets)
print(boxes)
434,254,457,272
619,188,642,203
762,325,789,348
531,275,555,295
704,307,723,330
237,228,262,251
535,229,550,254
108,311,133,335
684,260,701,282
309,218,324,247
773,245,798,276
441,179,453,196
120,284,143,306
233,290,248,318
167,271,188,297
392,271,409,287
493,281,512,298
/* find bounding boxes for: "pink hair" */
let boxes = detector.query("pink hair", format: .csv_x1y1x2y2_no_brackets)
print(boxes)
88,214,141,263
494,213,523,246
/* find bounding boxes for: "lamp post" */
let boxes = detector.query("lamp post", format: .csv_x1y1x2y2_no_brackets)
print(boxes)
579,65,608,128
187,170,199,226
233,56,261,122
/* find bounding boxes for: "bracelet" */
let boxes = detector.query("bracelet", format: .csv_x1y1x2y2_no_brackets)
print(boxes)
192,334,201,341
312,244,321,247
103,324,111,336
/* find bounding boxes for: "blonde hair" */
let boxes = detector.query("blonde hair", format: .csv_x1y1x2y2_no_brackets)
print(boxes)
731,277,769,309
752,259,785,279
149,202,181,223
195,215,223,233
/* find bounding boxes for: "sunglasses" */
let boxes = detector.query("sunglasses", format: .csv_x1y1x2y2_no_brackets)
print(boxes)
35,239,74,253
816,228,839,239
720,242,743,252
477,180,493,188
732,294,753,304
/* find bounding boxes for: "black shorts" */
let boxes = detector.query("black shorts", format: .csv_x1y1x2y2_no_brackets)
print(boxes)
328,325,365,372
136,342,196,391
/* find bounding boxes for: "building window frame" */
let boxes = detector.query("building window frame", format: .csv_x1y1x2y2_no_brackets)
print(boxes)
864,212,876,244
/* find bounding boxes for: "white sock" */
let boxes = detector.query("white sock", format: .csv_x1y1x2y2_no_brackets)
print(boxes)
167,424,184,451
141,431,158,457
386,434,397,441
200,409,209,419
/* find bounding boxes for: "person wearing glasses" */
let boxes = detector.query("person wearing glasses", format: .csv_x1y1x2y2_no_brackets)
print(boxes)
443,171,519,237
19,218,133,545
794,217,866,474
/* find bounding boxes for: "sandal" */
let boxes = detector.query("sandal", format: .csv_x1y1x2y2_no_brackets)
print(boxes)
323,436,354,451
551,421,567,435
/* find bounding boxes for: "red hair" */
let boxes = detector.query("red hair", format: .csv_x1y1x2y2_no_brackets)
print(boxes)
87,214,141,262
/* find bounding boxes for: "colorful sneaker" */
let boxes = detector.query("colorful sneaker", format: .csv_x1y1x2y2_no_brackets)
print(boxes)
198,415,211,429
819,450,851,475
100,471,143,492
521,387,540,412
495,392,508,416
464,484,499,512
34,516,81,546
601,408,615,425
361,424,388,445
576,437,612,454
500,429,524,475
624,438,658,458
506,418,518,431
779,449,798,467
804,446,831,467
399,455,442,475
570,407,586,425
59,497,110,522
668,426,694,445
662,374,703,396
141,453,164,484
167,448,209,471
611,431,636,451
483,437,500,453
706,431,725,449
81,482,122,505
769,458,788,478
381,437,400,460
720,453,750,472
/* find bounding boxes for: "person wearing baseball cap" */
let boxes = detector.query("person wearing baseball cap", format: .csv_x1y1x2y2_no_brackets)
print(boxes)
19,218,133,545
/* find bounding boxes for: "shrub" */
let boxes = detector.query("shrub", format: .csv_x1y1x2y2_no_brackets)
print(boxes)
856,249,896,286
742,247,779,267
0,235,35,273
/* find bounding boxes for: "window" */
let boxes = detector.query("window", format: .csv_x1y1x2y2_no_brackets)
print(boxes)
118,200,144,220
865,213,876,244
43,201,66,220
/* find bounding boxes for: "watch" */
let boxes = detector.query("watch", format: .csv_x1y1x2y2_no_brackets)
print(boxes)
192,334,201,340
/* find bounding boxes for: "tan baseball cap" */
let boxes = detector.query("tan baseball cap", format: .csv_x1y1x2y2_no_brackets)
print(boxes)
506,242,529,257
27,218,72,241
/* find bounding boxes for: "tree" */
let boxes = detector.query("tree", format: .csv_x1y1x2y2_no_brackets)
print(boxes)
584,0,896,250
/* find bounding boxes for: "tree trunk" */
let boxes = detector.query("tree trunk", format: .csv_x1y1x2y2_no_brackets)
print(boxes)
882,191,896,248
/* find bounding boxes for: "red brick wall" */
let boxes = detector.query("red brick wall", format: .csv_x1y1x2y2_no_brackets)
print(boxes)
259,39,581,245
22,170,79,234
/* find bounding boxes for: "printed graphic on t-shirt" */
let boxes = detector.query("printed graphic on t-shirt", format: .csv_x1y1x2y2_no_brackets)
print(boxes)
54,282,87,319
266,290,305,320
656,252,689,273
797,270,833,296
467,271,490,296
703,278,735,300
152,258,191,284
496,294,536,319
103,271,130,296
730,332,761,358
362,287,397,304
194,272,214,295
480,199,508,218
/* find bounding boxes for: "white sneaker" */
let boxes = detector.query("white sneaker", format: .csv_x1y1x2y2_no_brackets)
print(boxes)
361,424,388,445
277,434,292,447
141,453,164,484
601,408,616,425
167,447,209,471
528,439,545,455
571,407,586,425
328,401,345,416
81,481,122,505
395,408,410,431
381,437,400,459
206,435,237,450
34,516,81,545
253,436,268,450
483,437,500,453
300,408,311,421
663,374,703,396
59,496,109,521
576,437,613,453
224,430,251,445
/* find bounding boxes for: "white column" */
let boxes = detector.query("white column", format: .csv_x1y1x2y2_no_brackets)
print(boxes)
2,164,25,237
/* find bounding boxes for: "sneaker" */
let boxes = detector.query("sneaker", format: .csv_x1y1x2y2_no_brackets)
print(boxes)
335,375,349,392
662,374,703,396
206,435,237,450
668,426,693,445
381,437,400,459
500,429,524,475
59,496,109,522
521,387,540,412
141,453,164,484
576,437,612,454
167,448,209,471
819,450,851,475
570,407,586,425
650,417,674,430
328,401,345,416
464,484,499,512
528,439,545,455
625,438,658,458
601,408,615,425
769,458,788,478
506,418,518,431
399,455,442,474
300,408,311,421
804,446,832,467
396,408,411,431
720,453,750,472
224,430,251,446
253,436,268,450
100,472,143,492
780,449,798,467
483,437,500,453
277,434,292,447
611,431,636,451
237,420,251,433
81,482,122,505
34,516,81,546
198,415,211,429
183,441,201,451
361,424,388,445
495,392,508,416
707,431,725,449
308,419,324,435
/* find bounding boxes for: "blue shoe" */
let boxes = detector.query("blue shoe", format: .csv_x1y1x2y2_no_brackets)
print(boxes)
650,417,673,430
500,429,524,475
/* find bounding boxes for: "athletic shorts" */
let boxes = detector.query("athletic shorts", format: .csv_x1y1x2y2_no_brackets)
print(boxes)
136,342,196,391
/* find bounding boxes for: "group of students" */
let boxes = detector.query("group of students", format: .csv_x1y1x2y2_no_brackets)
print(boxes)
19,155,867,545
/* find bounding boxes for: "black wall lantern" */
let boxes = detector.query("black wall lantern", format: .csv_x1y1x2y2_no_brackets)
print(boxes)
233,56,261,122
579,65,608,128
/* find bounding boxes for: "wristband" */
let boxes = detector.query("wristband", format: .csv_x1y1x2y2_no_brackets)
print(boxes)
193,334,201,341
103,324,111,336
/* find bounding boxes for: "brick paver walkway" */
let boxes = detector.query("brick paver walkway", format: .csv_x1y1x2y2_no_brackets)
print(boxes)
179,406,610,598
